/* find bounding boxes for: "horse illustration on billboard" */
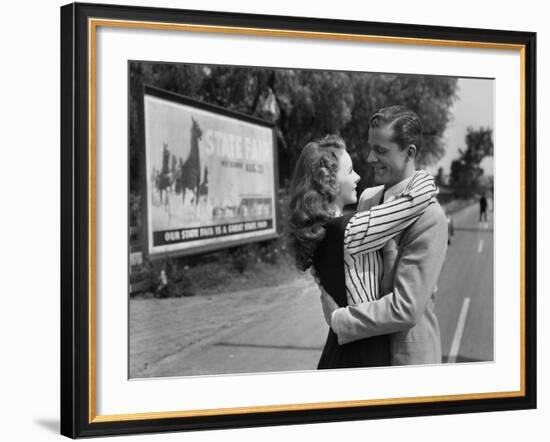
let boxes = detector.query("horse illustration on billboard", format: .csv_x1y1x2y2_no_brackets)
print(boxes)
155,143,173,215
176,117,203,208
152,118,209,225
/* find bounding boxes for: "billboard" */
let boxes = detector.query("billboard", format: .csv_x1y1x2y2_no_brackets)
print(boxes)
141,86,279,258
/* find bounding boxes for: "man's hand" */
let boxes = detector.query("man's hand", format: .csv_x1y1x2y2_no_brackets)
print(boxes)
320,288,339,327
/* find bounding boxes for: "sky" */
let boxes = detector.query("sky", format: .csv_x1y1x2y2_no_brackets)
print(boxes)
426,77,494,177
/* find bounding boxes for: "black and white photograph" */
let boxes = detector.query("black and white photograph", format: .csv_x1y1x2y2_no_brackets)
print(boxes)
128,61,495,379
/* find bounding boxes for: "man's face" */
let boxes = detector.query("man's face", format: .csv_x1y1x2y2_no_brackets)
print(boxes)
366,125,411,187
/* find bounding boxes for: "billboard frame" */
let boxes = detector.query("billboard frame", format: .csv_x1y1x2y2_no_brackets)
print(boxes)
136,82,281,260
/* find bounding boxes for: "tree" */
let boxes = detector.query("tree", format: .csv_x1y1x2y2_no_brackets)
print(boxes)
435,167,446,187
129,62,459,193
450,127,494,198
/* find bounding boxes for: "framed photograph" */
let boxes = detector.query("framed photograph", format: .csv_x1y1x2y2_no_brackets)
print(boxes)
60,1,536,438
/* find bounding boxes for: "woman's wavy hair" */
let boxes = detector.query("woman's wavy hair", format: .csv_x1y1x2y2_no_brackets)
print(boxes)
287,134,346,271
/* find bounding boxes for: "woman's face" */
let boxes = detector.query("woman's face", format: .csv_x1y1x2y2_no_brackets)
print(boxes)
335,150,360,207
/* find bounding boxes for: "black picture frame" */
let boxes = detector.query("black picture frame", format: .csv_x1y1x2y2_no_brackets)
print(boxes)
61,2,537,438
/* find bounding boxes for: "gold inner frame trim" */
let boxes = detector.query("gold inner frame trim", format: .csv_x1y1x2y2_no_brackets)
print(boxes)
91,390,524,423
90,18,525,51
87,17,527,423
88,18,97,423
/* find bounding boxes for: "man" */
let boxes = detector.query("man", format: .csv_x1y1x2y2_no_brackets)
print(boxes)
479,193,488,223
320,106,448,365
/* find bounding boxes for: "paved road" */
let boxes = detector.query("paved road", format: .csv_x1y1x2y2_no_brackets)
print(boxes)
161,284,327,376
436,202,494,363
132,202,494,377
131,277,327,377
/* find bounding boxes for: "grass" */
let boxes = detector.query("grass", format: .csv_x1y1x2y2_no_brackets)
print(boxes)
132,249,304,299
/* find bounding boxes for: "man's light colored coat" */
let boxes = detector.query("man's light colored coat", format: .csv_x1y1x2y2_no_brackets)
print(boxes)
332,186,448,365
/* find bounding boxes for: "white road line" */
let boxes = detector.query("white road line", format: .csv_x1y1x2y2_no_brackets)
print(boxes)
477,239,484,253
447,297,471,364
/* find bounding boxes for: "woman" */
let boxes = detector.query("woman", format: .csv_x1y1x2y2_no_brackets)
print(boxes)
287,134,436,369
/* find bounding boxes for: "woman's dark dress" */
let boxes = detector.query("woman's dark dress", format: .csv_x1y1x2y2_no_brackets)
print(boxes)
314,214,391,369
